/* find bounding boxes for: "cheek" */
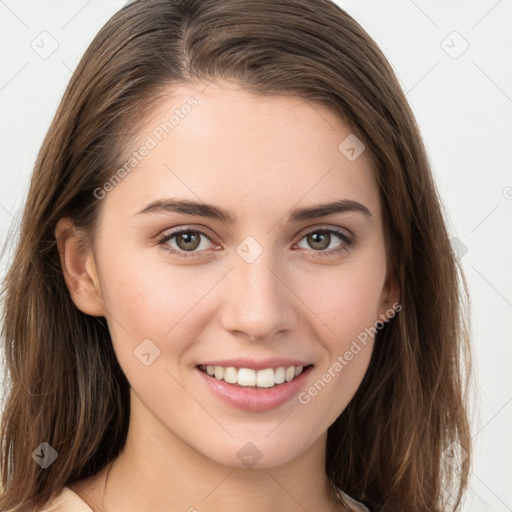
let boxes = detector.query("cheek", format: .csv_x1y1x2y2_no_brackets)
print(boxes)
97,251,223,358
294,266,383,432
310,259,386,346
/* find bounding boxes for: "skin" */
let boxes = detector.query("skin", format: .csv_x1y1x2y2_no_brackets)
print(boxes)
56,79,399,512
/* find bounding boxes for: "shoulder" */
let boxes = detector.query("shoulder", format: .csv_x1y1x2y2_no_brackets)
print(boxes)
39,486,93,512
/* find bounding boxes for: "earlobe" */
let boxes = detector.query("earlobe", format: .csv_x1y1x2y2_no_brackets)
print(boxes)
55,218,105,317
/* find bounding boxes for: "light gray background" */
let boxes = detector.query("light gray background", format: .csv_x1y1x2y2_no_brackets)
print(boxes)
0,1,511,510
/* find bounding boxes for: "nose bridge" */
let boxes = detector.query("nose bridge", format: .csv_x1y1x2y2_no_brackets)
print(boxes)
220,238,297,339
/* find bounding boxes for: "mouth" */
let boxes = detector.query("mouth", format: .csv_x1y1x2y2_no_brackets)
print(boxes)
197,363,314,389
196,362,315,412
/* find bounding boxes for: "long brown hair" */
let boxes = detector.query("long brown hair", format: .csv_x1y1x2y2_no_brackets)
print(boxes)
0,0,472,510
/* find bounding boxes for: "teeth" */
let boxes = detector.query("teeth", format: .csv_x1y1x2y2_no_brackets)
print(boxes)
224,366,238,384
238,367,256,386
202,365,305,388
256,368,275,388
274,367,285,384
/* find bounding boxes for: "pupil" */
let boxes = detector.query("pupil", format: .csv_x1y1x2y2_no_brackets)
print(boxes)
310,232,329,250
178,232,200,250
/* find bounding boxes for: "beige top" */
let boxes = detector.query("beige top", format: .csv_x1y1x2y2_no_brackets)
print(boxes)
41,487,93,511
339,489,371,511
41,486,370,511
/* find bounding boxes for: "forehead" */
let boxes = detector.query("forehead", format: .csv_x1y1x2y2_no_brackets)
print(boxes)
104,79,380,224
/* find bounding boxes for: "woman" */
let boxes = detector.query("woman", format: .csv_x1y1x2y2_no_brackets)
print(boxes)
0,0,472,510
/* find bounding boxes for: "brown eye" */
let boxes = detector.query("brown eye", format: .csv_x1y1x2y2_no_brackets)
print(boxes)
295,227,355,259
157,228,215,258
175,231,202,251
306,231,332,251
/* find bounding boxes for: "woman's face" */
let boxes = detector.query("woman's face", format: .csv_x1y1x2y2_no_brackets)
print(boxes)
74,79,397,469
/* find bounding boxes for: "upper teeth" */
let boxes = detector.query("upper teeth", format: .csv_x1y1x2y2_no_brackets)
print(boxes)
203,365,304,388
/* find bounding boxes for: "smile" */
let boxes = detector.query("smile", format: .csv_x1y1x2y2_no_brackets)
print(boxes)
198,364,311,389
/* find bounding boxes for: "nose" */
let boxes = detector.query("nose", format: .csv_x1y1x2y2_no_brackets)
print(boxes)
219,248,299,341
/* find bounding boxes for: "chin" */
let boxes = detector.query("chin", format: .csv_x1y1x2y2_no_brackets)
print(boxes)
194,429,318,470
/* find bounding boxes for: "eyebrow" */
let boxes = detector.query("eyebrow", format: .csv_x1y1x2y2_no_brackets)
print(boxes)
135,198,372,223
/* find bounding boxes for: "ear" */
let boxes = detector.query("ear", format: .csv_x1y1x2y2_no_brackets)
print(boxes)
376,264,401,323
55,217,105,317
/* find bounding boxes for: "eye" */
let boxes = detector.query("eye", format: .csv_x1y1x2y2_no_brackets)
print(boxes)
295,228,354,258
156,226,355,260
157,228,216,258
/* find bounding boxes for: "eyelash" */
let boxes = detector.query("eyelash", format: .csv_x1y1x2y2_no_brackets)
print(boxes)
156,226,355,260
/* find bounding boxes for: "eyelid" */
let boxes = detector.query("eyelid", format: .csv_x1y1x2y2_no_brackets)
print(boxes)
294,223,353,240
156,226,218,256
156,223,355,258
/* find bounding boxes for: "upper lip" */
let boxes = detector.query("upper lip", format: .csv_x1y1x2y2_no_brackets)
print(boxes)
198,358,313,371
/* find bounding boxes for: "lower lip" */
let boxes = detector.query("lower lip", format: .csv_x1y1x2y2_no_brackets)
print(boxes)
196,365,314,412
